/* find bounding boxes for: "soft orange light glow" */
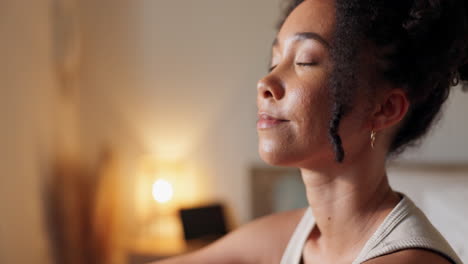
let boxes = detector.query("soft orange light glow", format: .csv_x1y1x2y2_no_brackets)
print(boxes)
152,179,173,203
133,155,212,223
131,155,213,255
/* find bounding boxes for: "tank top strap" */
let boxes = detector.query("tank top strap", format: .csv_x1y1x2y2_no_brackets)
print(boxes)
280,194,462,264
280,207,315,264
352,194,462,264
352,195,412,263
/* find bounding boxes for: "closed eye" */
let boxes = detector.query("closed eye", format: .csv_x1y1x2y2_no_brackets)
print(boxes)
269,62,317,72
296,62,317,67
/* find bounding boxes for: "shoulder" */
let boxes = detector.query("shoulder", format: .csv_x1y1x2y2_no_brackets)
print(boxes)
365,249,453,264
213,207,307,263
240,207,307,240
159,208,306,264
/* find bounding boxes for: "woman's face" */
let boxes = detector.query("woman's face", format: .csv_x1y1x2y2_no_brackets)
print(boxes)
257,0,368,167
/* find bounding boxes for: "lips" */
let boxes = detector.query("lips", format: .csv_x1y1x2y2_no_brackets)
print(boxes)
257,112,289,130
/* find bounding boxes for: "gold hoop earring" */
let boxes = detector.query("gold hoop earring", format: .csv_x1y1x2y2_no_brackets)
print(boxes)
370,130,377,149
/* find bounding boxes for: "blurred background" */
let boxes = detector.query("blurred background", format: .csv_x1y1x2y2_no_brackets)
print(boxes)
1,0,467,263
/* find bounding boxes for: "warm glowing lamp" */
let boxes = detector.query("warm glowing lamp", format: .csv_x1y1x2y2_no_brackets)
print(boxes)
152,179,173,203
132,155,211,256
132,156,188,255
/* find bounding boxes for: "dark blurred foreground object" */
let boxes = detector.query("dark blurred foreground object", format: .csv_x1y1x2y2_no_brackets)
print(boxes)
43,150,125,264
460,64,468,91
179,204,228,242
128,204,228,264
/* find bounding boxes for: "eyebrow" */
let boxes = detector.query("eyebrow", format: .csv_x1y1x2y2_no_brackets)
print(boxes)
272,32,330,49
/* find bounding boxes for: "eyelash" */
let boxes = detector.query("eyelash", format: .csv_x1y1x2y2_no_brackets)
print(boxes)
268,62,317,72
296,62,317,67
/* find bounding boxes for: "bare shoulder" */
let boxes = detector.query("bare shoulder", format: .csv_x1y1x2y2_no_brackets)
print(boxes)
365,249,453,264
241,207,307,239
236,207,307,249
153,208,307,264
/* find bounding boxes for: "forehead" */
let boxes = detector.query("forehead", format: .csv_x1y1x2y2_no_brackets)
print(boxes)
276,0,336,47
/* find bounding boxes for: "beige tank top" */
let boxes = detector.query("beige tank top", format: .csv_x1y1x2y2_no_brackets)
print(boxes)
280,194,462,264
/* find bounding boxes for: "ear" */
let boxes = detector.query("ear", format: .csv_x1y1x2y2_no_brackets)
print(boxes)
371,89,410,131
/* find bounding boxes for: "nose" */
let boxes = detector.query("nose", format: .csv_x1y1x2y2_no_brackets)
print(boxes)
257,73,285,100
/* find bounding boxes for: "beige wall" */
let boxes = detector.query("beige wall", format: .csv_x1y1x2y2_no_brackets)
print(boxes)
0,1,57,263
78,0,282,224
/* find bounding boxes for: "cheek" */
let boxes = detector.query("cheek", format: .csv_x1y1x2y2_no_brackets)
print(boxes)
257,73,332,165
338,106,371,155
295,86,333,155
291,83,330,135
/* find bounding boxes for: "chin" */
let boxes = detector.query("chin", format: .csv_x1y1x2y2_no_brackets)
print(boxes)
258,141,299,167
258,141,334,169
259,151,286,166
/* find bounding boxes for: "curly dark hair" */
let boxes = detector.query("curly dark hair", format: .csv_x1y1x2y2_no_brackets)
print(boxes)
278,0,468,162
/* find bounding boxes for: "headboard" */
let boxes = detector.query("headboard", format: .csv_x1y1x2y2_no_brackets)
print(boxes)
250,167,306,219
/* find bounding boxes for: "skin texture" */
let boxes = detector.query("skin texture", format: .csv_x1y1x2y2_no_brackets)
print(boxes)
153,0,452,263
257,1,335,167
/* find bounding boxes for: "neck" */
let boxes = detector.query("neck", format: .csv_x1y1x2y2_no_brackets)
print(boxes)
300,151,400,259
